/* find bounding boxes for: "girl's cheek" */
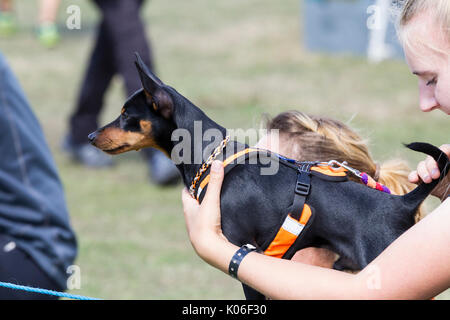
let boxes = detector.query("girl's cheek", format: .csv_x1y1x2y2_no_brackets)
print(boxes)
436,82,450,113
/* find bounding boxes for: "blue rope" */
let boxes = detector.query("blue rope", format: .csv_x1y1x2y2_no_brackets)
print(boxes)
0,281,100,300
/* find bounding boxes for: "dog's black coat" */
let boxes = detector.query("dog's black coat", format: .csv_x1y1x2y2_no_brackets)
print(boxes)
91,54,450,300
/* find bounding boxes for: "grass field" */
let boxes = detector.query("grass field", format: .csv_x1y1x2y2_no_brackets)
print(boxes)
0,0,448,299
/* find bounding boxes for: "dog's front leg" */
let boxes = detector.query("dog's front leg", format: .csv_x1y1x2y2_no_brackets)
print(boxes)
242,284,266,300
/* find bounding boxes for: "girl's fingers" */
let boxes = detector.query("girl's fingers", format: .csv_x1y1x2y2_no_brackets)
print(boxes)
416,160,432,183
439,144,450,156
410,144,449,185
408,170,420,184
181,188,199,214
424,156,440,180
202,160,224,207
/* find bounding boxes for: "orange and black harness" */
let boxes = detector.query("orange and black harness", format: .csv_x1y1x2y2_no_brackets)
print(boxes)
189,137,391,260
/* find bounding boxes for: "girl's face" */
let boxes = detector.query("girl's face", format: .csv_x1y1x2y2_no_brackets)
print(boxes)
403,14,450,115
255,132,295,158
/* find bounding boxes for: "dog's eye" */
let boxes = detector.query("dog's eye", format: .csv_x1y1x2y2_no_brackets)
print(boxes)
122,112,129,120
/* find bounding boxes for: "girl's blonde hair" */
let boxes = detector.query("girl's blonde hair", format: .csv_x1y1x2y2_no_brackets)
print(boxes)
266,111,425,222
396,0,450,54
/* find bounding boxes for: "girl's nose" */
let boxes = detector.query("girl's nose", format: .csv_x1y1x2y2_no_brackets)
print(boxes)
418,83,439,112
419,96,439,112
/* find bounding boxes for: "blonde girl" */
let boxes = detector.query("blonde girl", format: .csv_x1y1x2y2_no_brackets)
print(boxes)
182,0,450,299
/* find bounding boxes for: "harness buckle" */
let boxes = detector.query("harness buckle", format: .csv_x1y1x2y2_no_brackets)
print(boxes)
294,163,313,196
295,181,310,196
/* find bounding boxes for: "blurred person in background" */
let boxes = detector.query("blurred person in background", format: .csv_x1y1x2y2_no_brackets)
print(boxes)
181,0,449,299
0,0,61,48
0,0,15,35
37,0,61,48
63,0,180,186
0,52,77,299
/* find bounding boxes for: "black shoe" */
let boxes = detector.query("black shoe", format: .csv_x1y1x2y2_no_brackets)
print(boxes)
62,134,114,168
146,150,181,186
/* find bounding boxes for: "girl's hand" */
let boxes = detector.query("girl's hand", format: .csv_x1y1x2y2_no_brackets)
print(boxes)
182,160,228,258
408,144,450,200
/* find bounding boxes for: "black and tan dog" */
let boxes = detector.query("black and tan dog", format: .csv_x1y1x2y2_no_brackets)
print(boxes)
88,54,449,299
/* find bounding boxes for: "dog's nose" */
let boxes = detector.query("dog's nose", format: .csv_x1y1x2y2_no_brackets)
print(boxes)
87,132,97,144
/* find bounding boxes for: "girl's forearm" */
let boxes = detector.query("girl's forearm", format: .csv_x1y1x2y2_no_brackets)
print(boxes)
200,199,449,300
201,237,359,300
238,250,359,300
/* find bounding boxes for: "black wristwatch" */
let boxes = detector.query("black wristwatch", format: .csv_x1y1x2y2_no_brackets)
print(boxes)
228,244,257,279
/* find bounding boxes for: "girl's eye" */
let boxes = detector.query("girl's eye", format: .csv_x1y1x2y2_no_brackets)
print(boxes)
426,77,437,86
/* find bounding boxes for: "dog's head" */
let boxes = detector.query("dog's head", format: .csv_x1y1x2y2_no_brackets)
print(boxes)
88,53,175,155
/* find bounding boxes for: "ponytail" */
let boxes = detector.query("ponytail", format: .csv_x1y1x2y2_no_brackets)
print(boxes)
266,111,426,222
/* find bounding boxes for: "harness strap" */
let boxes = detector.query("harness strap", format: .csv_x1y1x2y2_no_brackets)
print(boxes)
262,164,314,258
192,149,349,260
195,148,259,200
263,204,312,258
290,163,314,220
311,166,347,177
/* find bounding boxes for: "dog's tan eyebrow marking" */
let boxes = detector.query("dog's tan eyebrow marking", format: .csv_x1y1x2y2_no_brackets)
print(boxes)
144,91,153,101
121,107,126,114
139,120,152,134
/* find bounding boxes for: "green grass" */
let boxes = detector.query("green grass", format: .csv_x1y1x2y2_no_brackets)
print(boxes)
0,0,448,299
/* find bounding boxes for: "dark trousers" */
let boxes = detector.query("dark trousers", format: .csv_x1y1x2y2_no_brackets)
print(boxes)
69,0,154,146
0,237,61,300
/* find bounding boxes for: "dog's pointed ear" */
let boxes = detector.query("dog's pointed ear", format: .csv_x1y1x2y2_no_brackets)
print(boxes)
134,52,173,119
135,52,164,90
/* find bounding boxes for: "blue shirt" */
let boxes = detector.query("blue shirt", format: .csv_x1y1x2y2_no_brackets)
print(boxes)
0,52,77,289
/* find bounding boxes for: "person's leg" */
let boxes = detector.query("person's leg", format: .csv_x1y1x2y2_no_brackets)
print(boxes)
37,0,61,48
65,10,115,167
95,0,154,95
69,19,116,145
95,0,179,184
38,0,60,23
0,0,16,36
0,0,13,11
